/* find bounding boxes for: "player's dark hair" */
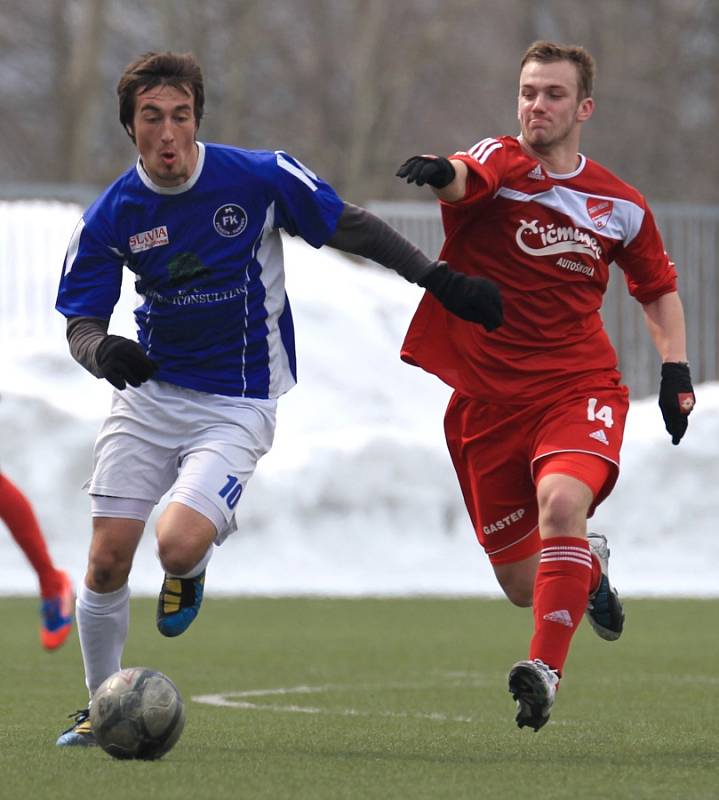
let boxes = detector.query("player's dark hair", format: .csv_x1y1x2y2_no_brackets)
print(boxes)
520,41,595,100
117,51,205,142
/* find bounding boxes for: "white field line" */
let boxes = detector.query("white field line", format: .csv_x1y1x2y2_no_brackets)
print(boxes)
191,677,493,723
191,671,719,725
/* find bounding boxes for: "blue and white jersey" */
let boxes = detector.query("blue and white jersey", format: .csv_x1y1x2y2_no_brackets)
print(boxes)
56,142,344,398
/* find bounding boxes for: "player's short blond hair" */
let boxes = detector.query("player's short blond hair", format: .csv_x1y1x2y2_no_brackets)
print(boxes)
520,41,595,100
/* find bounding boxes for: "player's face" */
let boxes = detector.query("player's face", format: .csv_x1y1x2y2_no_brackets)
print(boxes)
517,60,593,153
130,84,199,187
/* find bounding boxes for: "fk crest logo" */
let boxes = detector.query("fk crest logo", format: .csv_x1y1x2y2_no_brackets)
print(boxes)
213,203,248,238
586,197,613,230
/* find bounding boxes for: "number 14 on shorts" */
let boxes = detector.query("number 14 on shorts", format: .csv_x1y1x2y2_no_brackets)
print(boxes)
587,397,614,428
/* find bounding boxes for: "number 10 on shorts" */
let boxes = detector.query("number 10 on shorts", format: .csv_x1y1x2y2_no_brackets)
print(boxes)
219,475,243,509
587,397,614,428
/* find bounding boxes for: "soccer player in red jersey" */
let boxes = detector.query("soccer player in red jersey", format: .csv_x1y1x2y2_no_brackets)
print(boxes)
397,40,695,731
0,470,74,650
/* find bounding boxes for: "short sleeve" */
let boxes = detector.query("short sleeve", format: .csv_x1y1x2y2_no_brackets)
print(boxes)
614,205,678,304
271,151,345,248
448,138,507,207
55,208,124,319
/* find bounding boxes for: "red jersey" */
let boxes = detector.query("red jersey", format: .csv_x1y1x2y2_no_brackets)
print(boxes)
401,136,677,402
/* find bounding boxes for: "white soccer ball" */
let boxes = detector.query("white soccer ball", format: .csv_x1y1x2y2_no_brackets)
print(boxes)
90,667,186,760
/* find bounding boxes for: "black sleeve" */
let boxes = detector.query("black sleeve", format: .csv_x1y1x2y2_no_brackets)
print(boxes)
66,316,110,378
326,202,436,284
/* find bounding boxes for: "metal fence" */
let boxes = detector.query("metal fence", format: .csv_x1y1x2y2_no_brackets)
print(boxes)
368,201,719,399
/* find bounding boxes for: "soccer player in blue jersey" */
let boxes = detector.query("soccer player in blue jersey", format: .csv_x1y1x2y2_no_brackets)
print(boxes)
54,50,503,746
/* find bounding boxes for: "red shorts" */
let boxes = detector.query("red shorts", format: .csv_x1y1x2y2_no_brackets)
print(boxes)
444,383,629,565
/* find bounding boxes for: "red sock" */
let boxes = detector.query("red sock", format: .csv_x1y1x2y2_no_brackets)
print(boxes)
529,536,593,675
0,474,62,597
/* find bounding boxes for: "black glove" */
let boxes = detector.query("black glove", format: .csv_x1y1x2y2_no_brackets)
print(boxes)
419,262,503,331
396,155,456,189
96,335,157,390
658,361,695,445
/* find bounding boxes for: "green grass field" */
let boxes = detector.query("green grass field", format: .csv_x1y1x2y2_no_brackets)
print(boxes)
1,596,717,799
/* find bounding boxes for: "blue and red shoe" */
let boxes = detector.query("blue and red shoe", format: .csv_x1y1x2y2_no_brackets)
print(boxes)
40,571,74,651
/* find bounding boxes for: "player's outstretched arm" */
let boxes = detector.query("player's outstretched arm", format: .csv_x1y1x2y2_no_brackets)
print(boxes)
66,317,157,390
395,155,468,202
417,262,502,330
326,203,502,331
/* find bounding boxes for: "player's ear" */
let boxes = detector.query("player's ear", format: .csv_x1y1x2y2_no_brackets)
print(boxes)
577,96,594,123
125,124,136,143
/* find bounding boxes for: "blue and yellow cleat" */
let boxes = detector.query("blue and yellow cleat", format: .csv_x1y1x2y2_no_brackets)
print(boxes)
41,571,74,651
56,708,96,747
156,570,205,637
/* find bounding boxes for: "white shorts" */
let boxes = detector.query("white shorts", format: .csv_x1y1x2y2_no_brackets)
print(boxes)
87,380,277,543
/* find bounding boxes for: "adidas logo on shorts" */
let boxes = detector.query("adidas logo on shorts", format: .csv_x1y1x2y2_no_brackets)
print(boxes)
589,429,609,445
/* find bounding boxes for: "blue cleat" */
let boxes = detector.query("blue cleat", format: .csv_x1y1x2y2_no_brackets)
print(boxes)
156,570,205,637
586,532,625,641
56,708,96,747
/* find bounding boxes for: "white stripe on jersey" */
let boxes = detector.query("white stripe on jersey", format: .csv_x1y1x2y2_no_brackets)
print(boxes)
145,294,156,357
276,152,318,192
496,185,645,245
467,138,503,165
255,202,296,397
467,138,490,156
63,218,85,276
276,151,320,181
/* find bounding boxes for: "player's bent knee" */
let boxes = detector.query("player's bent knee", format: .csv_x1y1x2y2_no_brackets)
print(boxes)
87,557,131,592
158,554,196,577
157,543,191,577
537,473,594,536
538,491,589,536
156,538,206,577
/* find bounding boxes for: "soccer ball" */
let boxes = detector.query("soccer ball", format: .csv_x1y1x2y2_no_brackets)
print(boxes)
90,667,186,760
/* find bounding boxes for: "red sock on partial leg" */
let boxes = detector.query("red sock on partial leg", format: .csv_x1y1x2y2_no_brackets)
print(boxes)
529,536,593,675
0,474,62,597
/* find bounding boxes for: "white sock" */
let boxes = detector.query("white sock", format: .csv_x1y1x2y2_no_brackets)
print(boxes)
76,582,130,697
